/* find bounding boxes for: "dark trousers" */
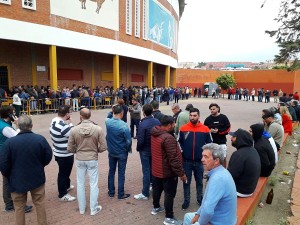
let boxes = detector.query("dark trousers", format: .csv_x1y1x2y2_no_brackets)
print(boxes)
152,176,178,219
2,175,13,209
130,118,140,137
55,155,74,198
183,160,203,203
174,95,179,103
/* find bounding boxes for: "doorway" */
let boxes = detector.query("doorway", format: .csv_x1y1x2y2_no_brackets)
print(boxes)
0,66,9,91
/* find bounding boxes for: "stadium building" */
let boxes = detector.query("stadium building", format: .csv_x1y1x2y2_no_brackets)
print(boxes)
0,0,186,91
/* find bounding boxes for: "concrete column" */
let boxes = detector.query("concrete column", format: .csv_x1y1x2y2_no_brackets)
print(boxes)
49,45,58,91
165,65,170,87
147,61,153,88
113,55,119,90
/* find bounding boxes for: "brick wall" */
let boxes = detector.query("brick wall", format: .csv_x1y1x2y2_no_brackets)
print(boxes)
0,0,178,60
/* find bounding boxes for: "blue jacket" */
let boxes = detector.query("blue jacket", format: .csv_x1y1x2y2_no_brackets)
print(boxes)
0,131,52,193
179,121,212,161
136,116,160,152
197,166,237,225
105,117,132,156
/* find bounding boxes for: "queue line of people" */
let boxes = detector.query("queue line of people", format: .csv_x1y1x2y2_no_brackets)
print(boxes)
0,95,297,225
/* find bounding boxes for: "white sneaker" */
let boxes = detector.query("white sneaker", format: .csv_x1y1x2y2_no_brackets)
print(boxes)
59,193,76,202
91,205,102,216
67,185,75,192
134,193,149,200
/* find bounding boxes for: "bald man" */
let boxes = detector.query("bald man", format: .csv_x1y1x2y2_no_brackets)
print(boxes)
68,108,107,216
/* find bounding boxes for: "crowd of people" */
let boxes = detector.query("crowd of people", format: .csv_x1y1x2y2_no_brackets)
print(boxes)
0,83,299,225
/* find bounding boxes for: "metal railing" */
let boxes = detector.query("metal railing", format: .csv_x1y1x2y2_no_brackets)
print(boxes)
1,96,114,115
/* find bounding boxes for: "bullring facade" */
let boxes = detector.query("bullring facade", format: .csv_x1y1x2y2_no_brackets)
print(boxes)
0,0,186,91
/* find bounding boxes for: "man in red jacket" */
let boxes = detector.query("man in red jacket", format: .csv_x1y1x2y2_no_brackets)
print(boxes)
179,108,212,211
150,115,187,225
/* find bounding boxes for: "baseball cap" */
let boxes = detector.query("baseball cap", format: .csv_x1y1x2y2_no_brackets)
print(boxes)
229,130,237,137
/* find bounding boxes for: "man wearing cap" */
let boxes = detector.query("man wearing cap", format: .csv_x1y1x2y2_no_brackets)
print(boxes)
179,108,212,210
204,103,231,167
227,129,261,197
175,104,193,135
262,111,284,147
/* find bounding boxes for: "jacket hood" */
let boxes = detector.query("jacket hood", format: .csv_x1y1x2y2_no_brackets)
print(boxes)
235,129,254,149
151,126,169,137
77,120,96,137
262,130,271,139
250,123,264,142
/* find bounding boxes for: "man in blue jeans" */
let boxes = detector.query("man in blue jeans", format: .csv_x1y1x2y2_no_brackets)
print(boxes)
178,108,212,210
134,104,160,200
106,105,132,199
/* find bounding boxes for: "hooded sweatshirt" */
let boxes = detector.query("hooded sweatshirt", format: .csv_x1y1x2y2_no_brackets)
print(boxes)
250,124,275,177
228,129,261,195
262,131,278,163
67,120,107,161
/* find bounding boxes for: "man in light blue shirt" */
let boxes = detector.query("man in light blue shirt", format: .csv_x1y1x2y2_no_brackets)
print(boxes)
183,143,237,225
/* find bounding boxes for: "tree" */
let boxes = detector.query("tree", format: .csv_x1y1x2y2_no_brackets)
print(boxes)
265,0,300,71
216,74,236,98
195,62,206,68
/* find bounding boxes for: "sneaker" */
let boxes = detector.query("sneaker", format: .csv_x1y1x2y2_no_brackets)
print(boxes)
59,193,76,202
151,207,164,215
24,205,33,213
90,205,102,216
181,201,189,210
4,206,14,212
197,198,202,206
134,193,148,200
163,218,182,225
118,194,130,200
67,184,75,192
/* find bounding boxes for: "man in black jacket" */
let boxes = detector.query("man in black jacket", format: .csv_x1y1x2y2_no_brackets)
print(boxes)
227,129,261,197
134,104,160,200
250,123,275,177
0,115,52,224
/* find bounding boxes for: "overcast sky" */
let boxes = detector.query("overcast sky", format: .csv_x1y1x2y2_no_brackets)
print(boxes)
177,0,282,63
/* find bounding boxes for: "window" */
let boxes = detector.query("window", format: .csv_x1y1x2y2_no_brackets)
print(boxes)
0,0,11,5
142,0,148,40
126,0,132,35
22,0,36,10
135,0,140,38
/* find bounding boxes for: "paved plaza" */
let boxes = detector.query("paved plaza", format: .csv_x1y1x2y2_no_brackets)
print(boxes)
0,97,276,225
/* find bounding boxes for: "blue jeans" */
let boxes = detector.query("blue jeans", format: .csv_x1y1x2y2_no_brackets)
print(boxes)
139,151,152,197
130,118,140,137
183,160,203,203
108,154,128,198
55,155,74,198
76,160,99,214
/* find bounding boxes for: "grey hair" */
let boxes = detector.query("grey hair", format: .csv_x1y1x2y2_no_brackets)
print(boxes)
18,115,33,131
202,143,224,164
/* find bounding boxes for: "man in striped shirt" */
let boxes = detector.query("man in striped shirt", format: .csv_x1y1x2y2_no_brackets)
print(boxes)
50,105,76,201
